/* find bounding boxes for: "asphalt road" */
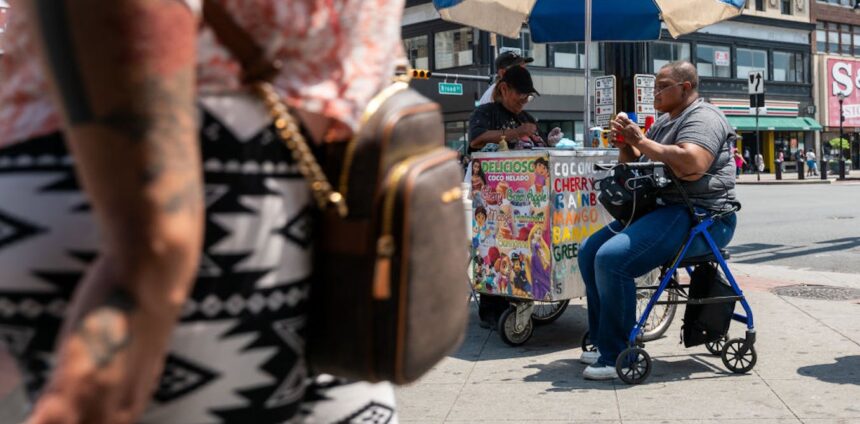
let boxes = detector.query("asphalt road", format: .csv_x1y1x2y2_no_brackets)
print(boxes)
730,182,860,274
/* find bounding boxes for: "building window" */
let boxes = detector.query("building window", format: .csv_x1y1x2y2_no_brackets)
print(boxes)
781,0,792,14
652,41,690,72
444,121,469,154
755,0,764,10
549,42,600,69
816,22,827,53
404,35,429,70
828,22,839,53
499,28,547,67
696,44,731,78
840,24,852,55
434,28,474,70
736,48,767,80
854,26,860,56
773,51,806,83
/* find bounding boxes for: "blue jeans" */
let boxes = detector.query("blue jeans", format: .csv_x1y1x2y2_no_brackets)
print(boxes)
577,204,737,367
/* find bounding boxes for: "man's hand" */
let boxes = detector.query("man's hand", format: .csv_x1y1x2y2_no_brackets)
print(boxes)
513,123,537,138
610,114,645,147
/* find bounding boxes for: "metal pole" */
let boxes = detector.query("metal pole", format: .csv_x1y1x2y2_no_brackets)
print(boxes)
839,98,846,180
583,0,592,147
756,105,761,182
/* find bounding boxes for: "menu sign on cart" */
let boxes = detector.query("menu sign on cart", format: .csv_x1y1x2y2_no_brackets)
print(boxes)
594,75,616,127
634,74,656,124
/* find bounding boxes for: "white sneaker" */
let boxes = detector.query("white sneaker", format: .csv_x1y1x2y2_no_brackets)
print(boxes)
579,349,600,365
583,364,617,381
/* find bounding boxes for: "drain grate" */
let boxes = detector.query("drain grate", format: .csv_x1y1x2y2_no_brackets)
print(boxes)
772,284,860,301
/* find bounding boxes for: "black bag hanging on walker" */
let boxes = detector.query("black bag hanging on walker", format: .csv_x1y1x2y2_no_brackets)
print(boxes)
594,164,663,225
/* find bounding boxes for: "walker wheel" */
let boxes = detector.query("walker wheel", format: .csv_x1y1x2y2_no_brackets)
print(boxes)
580,331,596,352
705,336,727,356
616,347,652,385
721,338,757,374
498,306,533,346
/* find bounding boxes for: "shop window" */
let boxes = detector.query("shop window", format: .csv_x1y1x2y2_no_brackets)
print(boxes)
549,42,599,69
652,41,690,72
736,48,767,80
773,51,806,83
404,35,429,70
499,28,547,67
435,28,474,70
696,44,731,78
445,121,469,154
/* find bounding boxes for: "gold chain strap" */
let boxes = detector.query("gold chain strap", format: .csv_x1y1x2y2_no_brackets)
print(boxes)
255,82,348,217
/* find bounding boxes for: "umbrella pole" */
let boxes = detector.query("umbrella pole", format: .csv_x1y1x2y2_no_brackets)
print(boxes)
583,0,592,147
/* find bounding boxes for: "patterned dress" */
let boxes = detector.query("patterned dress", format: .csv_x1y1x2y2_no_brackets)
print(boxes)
0,1,404,423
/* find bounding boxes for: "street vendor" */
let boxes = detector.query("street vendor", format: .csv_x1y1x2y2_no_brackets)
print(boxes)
577,61,740,380
468,66,546,154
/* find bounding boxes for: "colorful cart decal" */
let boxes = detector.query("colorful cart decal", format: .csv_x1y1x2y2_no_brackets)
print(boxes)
470,150,614,300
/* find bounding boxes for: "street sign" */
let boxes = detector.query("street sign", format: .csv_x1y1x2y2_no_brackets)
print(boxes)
634,74,656,124
438,82,463,96
594,75,616,127
748,70,764,95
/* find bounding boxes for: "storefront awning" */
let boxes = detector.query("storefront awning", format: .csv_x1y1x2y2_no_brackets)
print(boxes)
725,116,823,131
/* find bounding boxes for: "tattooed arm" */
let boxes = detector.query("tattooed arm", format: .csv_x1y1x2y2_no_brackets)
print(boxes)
22,1,203,423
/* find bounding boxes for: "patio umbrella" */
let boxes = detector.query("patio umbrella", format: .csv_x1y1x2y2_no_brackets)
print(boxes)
829,137,850,150
433,0,747,140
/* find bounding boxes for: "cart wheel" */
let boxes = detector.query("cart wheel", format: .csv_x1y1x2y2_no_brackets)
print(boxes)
705,336,727,356
498,307,533,346
532,300,570,325
616,347,652,385
635,267,678,342
721,338,757,374
580,331,596,352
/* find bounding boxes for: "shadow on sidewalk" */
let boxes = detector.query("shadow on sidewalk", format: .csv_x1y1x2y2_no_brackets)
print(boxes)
729,237,860,265
520,353,746,392
796,355,860,385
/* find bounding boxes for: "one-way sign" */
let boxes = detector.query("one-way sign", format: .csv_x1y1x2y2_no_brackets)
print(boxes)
748,70,764,95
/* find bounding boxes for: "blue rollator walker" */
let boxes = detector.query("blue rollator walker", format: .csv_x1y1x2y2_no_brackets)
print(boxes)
588,162,756,385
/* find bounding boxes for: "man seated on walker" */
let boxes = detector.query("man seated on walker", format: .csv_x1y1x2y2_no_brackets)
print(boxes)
577,61,740,380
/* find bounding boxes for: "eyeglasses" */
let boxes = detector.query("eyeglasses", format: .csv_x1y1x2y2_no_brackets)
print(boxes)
654,82,685,97
514,92,535,103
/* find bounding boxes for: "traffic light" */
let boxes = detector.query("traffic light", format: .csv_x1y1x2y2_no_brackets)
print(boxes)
411,69,432,79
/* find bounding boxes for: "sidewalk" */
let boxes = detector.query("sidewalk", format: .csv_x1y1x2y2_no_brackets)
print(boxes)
736,171,834,185
395,263,860,423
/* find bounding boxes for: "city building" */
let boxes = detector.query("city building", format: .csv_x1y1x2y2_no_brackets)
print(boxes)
403,0,818,174
812,0,860,170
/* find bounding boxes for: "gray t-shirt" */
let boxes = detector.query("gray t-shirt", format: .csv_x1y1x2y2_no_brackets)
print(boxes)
645,98,738,212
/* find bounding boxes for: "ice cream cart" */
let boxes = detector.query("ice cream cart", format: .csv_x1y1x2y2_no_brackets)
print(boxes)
468,148,674,345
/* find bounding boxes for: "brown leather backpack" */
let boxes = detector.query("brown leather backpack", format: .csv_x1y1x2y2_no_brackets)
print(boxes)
204,0,469,384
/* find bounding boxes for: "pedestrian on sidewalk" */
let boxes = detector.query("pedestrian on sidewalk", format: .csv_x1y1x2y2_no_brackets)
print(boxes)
777,150,785,173
733,149,746,177
0,1,404,423
755,152,764,173
743,148,751,173
807,149,818,176
582,61,739,380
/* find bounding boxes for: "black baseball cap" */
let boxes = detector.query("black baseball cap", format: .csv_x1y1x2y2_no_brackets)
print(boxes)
500,66,540,96
495,51,534,70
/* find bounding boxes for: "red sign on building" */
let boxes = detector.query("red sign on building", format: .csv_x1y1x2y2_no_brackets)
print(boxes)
827,57,860,128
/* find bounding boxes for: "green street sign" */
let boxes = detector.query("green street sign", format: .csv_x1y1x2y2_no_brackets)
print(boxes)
438,82,463,96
